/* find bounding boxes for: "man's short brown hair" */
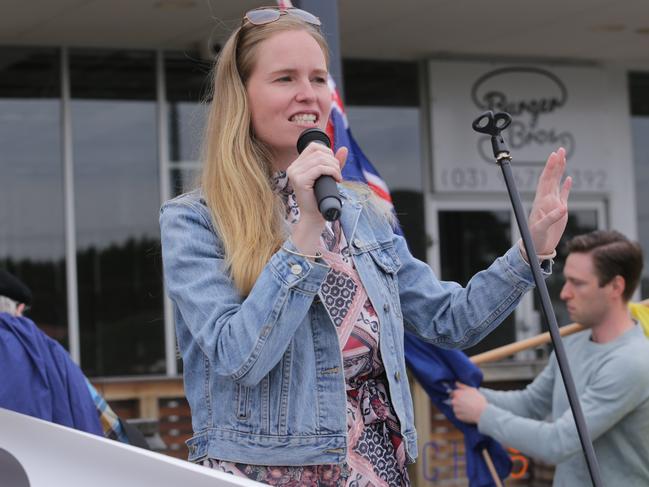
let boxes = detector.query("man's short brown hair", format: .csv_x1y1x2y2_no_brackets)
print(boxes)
567,230,644,301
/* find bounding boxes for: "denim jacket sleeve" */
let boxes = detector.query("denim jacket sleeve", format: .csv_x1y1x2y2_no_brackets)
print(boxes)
393,231,545,349
160,197,330,387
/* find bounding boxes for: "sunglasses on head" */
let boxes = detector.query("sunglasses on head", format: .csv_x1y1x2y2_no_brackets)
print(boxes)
243,6,321,27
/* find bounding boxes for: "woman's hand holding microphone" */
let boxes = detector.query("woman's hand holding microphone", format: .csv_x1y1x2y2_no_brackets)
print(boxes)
287,141,347,258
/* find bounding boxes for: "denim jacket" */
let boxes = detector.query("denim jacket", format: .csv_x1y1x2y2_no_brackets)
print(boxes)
160,188,541,466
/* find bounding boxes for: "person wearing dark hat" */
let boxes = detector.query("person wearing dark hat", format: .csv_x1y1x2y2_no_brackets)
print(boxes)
0,269,103,436
0,269,33,316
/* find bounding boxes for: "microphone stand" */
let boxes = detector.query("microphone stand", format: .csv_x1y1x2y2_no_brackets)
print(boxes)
472,111,603,487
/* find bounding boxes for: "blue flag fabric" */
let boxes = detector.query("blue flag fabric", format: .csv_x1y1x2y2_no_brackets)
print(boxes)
329,93,512,486
404,333,512,486
0,312,103,436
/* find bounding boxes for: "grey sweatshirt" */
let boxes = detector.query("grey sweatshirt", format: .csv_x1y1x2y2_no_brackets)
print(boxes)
478,324,649,487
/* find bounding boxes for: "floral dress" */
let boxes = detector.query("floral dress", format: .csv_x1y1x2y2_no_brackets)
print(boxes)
203,173,410,486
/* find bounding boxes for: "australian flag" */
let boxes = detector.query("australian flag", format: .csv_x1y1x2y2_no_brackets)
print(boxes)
327,78,512,487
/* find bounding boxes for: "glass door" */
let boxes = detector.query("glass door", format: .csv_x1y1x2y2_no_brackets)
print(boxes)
429,200,514,356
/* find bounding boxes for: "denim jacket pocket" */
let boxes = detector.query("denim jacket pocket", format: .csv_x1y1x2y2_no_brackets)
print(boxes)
367,243,402,275
364,243,403,318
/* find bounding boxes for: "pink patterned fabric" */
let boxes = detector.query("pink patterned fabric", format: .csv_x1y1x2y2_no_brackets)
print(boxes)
203,175,410,486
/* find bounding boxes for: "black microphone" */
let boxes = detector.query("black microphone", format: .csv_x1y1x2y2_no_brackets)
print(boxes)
296,128,342,221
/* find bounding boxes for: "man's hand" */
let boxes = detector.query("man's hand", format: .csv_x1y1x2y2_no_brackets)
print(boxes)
450,383,488,424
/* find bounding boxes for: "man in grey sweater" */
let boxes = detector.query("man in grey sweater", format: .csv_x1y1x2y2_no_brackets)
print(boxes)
451,230,649,486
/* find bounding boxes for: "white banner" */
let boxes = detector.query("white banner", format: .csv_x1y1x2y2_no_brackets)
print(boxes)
429,61,613,193
0,408,263,487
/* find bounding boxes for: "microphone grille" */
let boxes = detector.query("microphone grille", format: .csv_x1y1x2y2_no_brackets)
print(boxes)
296,128,331,153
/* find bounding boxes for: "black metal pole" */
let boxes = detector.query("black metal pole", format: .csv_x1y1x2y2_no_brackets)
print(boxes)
499,158,604,487
472,111,603,485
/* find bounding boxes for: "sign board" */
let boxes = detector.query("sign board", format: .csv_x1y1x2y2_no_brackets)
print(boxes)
0,408,263,487
429,61,612,193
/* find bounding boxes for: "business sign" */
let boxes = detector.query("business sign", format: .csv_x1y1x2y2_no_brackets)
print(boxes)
429,61,612,193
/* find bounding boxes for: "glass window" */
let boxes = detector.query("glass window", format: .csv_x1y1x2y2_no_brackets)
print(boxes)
438,210,513,355
165,52,210,197
344,60,425,260
70,49,164,376
343,60,419,107
346,106,425,259
630,72,649,297
0,48,68,345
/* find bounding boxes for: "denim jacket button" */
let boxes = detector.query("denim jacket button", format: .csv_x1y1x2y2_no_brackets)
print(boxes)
394,371,401,382
353,239,363,248
290,264,303,275
383,303,390,313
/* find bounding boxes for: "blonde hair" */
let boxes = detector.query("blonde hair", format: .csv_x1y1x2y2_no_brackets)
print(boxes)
201,14,393,296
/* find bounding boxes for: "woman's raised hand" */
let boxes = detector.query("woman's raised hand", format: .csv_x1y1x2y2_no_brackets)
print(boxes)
527,147,572,256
